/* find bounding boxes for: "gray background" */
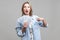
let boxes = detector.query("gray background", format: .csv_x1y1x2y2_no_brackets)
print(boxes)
0,0,60,40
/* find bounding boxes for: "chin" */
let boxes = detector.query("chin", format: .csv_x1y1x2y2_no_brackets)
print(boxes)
25,13,29,15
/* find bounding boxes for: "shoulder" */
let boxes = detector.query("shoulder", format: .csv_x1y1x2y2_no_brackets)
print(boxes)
17,16,23,22
32,15,39,18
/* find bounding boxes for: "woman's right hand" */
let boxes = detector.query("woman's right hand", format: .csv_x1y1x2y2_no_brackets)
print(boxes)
23,21,28,28
22,21,28,33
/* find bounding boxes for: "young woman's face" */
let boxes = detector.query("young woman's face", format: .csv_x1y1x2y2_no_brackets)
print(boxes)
23,3,30,15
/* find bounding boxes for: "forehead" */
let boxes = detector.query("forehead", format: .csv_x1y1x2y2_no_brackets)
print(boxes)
24,3,30,7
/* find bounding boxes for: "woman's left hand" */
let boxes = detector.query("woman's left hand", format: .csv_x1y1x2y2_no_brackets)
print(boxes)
37,17,47,27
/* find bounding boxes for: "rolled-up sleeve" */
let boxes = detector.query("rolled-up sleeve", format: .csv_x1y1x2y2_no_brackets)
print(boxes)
35,15,48,27
38,21,48,27
15,19,26,37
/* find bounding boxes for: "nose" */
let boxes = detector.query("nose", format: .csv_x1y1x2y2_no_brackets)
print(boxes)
26,7,28,10
26,8,28,11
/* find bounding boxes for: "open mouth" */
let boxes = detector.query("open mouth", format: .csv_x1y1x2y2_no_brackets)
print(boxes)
26,10,28,13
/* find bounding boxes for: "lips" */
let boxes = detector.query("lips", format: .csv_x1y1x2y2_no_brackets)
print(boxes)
26,10,28,13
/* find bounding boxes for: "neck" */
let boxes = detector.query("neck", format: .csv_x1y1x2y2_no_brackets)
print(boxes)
24,14,29,16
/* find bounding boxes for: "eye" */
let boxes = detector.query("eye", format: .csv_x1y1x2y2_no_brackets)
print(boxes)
28,6,30,8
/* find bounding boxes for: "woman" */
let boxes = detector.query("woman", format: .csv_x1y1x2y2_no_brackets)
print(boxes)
15,2,48,40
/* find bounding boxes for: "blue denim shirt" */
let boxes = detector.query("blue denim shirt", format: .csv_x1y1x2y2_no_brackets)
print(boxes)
15,15,48,40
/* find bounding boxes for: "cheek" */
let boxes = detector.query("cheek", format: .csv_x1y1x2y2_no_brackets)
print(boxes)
23,8,26,11
28,8,30,11
23,8,26,13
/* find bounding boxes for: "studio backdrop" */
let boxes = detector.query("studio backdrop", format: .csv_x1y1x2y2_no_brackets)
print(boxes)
0,0,60,40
